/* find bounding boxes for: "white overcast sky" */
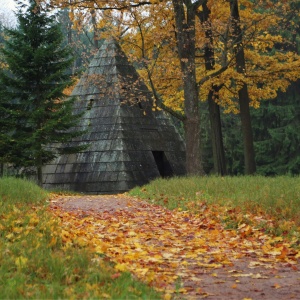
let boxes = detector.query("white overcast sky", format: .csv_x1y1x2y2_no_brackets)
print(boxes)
0,0,30,26
0,0,17,25
1,0,17,12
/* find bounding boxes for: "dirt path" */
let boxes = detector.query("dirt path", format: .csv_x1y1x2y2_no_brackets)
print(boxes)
49,195,300,300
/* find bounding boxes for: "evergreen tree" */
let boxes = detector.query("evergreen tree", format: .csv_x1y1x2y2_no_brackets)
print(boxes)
0,0,86,185
253,81,300,175
219,82,300,176
0,16,16,176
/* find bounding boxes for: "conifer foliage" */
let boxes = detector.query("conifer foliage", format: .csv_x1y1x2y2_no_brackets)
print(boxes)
0,0,85,185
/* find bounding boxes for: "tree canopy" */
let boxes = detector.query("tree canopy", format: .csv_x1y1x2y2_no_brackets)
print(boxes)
11,0,300,176
42,0,300,173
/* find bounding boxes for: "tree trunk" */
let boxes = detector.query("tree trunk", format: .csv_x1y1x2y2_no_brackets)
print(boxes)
90,9,99,49
238,84,256,174
208,88,227,175
197,1,227,175
182,64,203,175
37,166,43,187
66,7,77,75
230,0,256,174
172,0,205,175
36,139,43,187
183,91,202,176
0,163,3,177
36,150,43,187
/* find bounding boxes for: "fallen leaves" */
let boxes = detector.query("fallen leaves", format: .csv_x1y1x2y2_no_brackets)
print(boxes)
48,195,300,297
15,256,28,269
229,272,269,279
114,263,128,272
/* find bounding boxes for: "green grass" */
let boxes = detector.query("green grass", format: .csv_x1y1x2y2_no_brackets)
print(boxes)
129,175,300,238
0,177,160,299
0,177,48,206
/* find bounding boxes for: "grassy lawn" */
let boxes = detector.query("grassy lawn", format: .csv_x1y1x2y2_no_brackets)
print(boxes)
129,175,300,241
0,177,160,299
2,175,299,298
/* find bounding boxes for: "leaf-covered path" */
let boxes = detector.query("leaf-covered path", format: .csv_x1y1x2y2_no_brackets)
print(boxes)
49,195,300,299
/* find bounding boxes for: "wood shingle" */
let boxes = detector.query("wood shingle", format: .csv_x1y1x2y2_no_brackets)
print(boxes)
43,39,186,194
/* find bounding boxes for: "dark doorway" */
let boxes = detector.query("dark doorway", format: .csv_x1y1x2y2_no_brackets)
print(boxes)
152,151,173,177
87,99,94,110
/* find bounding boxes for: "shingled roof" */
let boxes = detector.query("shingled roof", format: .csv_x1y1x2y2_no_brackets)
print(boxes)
42,38,186,194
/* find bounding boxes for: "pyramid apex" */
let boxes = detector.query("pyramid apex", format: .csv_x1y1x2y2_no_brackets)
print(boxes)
43,37,186,194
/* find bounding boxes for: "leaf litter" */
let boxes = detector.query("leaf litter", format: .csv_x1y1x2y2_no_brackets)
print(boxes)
49,194,300,299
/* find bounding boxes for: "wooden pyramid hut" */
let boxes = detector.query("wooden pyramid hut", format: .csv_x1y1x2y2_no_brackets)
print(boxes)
42,38,186,194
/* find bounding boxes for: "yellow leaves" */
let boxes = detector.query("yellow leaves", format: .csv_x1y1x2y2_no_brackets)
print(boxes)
12,205,21,213
238,223,253,237
44,0,300,118
162,252,173,259
178,287,188,294
164,293,172,300
190,276,202,282
262,242,287,257
12,226,23,234
94,242,109,253
29,216,39,226
15,256,28,269
114,263,127,272
73,236,88,247
127,231,137,237
50,200,232,292
5,233,15,241
48,194,300,297
63,77,79,96
100,293,111,299
135,268,149,277
68,10,74,22
48,236,58,247
61,229,72,244
251,32,283,52
197,262,223,268
145,270,156,283
231,273,254,278
251,273,268,279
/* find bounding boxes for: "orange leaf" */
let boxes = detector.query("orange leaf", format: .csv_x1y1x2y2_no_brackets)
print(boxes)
278,246,289,260
111,272,121,280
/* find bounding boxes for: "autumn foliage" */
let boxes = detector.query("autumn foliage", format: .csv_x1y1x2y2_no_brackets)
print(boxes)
2,176,300,298
42,0,300,114
37,0,300,176
0,178,159,299
49,189,300,298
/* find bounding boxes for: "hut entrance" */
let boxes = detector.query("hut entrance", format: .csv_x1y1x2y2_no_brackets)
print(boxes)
43,38,186,194
152,151,173,178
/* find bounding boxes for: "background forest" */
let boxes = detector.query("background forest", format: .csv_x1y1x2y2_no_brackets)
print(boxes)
0,0,299,177
201,80,300,175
